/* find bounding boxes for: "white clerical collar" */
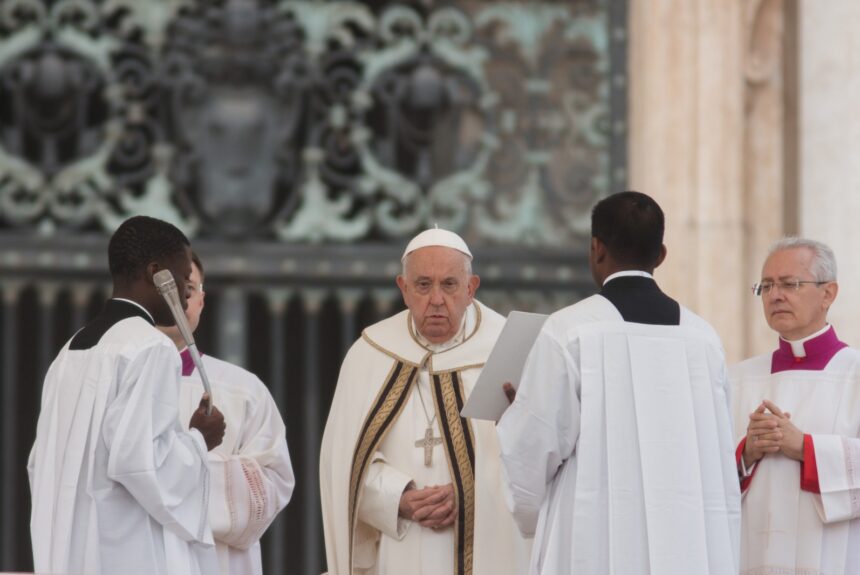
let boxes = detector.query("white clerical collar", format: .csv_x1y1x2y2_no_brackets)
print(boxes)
111,297,155,324
411,305,473,353
780,323,831,358
603,270,653,286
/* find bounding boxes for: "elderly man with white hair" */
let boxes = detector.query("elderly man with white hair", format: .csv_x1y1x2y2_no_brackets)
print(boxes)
732,237,860,574
320,229,531,575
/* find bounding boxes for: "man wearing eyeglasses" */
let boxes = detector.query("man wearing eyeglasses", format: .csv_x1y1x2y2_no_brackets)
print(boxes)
159,253,295,575
732,237,860,574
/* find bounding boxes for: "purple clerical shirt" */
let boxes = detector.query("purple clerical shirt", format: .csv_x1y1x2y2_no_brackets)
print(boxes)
180,348,196,376
770,325,847,374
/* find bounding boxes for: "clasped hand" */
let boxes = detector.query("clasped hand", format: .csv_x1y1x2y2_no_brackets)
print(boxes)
399,483,457,530
743,399,804,468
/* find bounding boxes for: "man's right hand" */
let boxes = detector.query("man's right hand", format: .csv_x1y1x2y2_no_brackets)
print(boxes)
399,483,457,528
743,402,782,468
189,393,226,451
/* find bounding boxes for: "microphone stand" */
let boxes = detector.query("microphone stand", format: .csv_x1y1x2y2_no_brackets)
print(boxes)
153,269,214,415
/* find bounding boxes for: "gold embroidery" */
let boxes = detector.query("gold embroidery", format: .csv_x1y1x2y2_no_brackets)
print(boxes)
431,371,476,575
361,332,426,368
348,362,418,569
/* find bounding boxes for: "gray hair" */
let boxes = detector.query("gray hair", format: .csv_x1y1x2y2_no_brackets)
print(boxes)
766,236,837,281
402,250,473,276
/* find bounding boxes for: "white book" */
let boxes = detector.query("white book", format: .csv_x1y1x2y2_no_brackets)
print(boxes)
460,310,548,421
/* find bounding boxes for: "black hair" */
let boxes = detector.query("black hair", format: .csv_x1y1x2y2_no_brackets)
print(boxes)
108,216,190,281
591,191,665,268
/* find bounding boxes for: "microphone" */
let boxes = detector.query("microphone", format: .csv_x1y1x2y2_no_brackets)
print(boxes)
153,269,213,415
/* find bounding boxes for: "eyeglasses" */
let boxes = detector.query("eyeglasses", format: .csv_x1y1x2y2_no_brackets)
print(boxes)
751,280,832,296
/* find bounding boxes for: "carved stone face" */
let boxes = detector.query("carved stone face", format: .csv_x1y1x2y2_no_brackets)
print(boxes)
1,45,106,176
161,0,305,237
187,88,280,234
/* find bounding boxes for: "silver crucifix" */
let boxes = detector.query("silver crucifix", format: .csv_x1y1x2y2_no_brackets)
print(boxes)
415,426,443,466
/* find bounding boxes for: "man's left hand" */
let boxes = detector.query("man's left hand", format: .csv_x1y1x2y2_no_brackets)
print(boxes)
763,399,805,462
502,382,516,405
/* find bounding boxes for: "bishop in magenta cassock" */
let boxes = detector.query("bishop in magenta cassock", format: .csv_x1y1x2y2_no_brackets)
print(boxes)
732,237,860,574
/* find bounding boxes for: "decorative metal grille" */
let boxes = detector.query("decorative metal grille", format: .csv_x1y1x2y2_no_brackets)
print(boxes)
0,1,626,573
0,0,625,242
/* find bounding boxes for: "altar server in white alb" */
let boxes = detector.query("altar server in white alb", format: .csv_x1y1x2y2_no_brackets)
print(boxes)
159,252,295,575
732,237,860,574
320,228,531,575
28,215,226,575
497,191,741,575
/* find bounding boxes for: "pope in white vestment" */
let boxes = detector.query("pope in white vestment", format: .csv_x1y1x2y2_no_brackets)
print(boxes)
178,351,296,575
320,229,531,575
497,192,741,575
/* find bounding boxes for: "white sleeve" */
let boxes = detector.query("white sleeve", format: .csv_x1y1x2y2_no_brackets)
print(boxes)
810,434,860,523
497,329,581,536
207,386,295,549
103,342,212,543
356,454,413,539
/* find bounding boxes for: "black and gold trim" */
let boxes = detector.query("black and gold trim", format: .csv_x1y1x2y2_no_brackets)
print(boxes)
432,370,476,575
348,361,418,568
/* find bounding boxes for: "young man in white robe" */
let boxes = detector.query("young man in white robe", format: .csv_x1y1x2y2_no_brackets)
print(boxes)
496,191,741,575
28,215,227,575
320,228,532,575
158,253,295,575
732,237,860,574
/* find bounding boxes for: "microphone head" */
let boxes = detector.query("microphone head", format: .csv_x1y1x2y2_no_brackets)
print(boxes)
153,269,177,295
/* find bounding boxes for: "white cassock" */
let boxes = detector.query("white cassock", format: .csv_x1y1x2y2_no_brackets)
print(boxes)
28,299,217,575
497,294,741,575
320,301,532,575
731,345,860,574
177,352,296,575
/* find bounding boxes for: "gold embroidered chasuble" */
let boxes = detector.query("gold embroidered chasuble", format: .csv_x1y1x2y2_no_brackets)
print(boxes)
320,301,531,575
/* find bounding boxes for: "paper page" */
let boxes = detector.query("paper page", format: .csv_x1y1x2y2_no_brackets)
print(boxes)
460,310,548,421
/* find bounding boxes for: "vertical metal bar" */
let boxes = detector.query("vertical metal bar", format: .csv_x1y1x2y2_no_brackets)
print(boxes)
338,290,361,356
1,282,21,570
71,285,90,333
217,286,247,366
371,289,398,324
301,290,324,575
38,285,58,384
264,288,289,574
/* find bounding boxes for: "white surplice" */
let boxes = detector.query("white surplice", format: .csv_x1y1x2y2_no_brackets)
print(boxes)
28,308,217,575
320,302,531,575
497,294,741,575
178,353,295,575
731,348,860,574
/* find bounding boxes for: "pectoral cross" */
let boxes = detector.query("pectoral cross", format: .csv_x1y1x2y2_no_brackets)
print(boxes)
415,426,443,467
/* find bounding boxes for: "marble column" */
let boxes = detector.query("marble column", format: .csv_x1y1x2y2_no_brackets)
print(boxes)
797,0,860,347
628,0,792,361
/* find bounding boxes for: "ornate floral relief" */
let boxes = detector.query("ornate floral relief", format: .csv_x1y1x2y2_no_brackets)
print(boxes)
0,0,621,246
